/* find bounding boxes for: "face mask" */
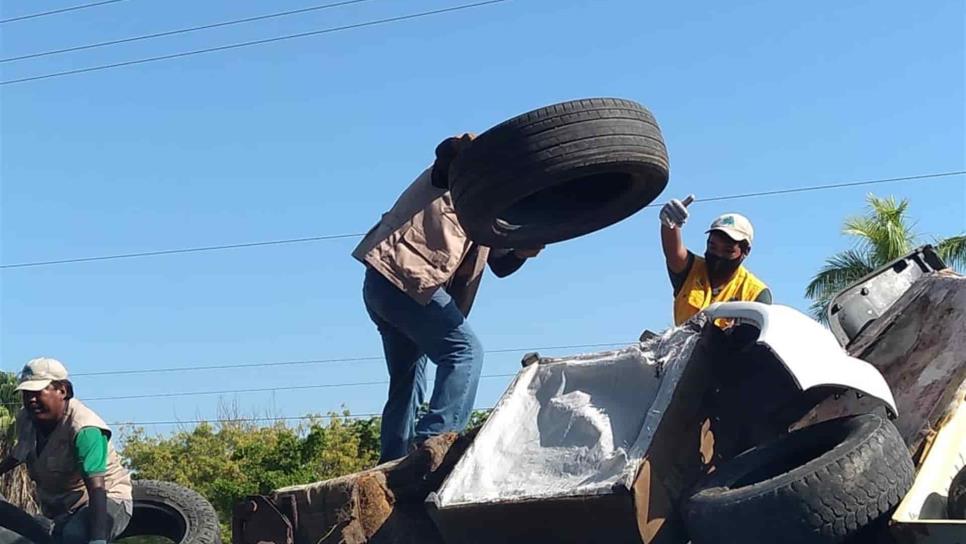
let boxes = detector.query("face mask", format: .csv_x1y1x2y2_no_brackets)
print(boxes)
705,251,743,280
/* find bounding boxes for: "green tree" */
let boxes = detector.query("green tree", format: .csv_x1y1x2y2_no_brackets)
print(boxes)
0,371,39,513
1,372,16,444
805,194,966,321
121,411,381,541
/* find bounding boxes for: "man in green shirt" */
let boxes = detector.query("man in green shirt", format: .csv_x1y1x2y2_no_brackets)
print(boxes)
0,357,133,544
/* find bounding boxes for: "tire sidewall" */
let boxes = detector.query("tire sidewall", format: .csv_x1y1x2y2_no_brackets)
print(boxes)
691,415,878,504
448,98,669,248
123,480,221,544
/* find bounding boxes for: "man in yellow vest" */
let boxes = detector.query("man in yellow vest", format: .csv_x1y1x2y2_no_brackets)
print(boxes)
659,195,771,326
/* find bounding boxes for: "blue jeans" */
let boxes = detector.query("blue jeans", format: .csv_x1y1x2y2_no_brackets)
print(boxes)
0,498,130,544
363,267,484,462
54,500,131,544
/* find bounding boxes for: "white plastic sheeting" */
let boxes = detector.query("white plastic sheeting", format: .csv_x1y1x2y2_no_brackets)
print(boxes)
435,324,701,506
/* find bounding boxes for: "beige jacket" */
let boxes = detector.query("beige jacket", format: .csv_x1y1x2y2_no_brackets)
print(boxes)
352,168,523,315
14,399,133,517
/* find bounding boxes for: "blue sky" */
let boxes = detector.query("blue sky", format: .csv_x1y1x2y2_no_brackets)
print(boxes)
1,0,964,433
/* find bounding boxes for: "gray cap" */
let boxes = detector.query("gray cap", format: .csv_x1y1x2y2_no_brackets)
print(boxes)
15,357,69,392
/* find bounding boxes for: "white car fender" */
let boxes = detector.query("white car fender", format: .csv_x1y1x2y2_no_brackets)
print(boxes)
704,302,898,416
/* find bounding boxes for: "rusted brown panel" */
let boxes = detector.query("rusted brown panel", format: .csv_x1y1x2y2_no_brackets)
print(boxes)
428,493,642,544
849,272,966,454
632,457,689,544
629,326,717,544
255,431,472,544
232,495,294,544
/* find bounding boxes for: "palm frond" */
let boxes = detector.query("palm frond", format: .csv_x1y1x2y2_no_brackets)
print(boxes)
842,194,917,264
936,234,966,272
805,249,877,322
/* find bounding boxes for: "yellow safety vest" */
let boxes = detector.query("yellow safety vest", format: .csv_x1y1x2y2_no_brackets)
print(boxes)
673,256,767,326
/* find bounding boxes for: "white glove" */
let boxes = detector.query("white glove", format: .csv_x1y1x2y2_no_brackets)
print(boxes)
659,195,694,229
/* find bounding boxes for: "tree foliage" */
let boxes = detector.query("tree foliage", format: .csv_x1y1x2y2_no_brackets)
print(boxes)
121,411,381,540
1,372,16,445
805,194,964,322
0,372,40,513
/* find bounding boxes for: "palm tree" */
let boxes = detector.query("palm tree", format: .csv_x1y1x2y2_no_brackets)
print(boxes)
805,194,965,322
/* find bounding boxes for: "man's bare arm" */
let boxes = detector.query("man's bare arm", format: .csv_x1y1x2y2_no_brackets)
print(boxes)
84,475,110,542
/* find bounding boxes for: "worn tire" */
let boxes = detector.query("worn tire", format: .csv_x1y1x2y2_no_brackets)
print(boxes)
449,98,669,248
117,480,221,544
684,414,915,544
950,465,966,519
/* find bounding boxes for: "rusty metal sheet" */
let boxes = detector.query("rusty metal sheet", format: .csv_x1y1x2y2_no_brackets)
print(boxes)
232,495,295,544
797,272,966,455
237,432,470,544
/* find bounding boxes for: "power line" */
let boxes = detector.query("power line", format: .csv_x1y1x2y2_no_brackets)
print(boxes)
1,341,631,410
110,408,494,427
0,342,632,406
0,233,365,269
690,171,965,204
0,0,511,86
113,412,385,426
68,342,627,377
1,0,377,64
0,403,496,426
1,170,961,270
0,342,626,407
87,373,518,401
0,0,124,24
0,374,521,407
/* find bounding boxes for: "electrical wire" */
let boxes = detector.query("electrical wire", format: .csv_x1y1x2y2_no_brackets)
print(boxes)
83,372,517,401
1,0,377,63
0,0,124,24
69,342,627,376
0,0,511,86
2,170,961,270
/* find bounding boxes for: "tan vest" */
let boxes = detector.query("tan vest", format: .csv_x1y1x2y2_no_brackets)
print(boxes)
14,399,133,517
352,168,491,312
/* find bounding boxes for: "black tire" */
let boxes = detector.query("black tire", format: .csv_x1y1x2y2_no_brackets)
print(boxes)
0,499,52,544
449,98,669,248
684,414,915,544
950,465,966,519
117,480,221,544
